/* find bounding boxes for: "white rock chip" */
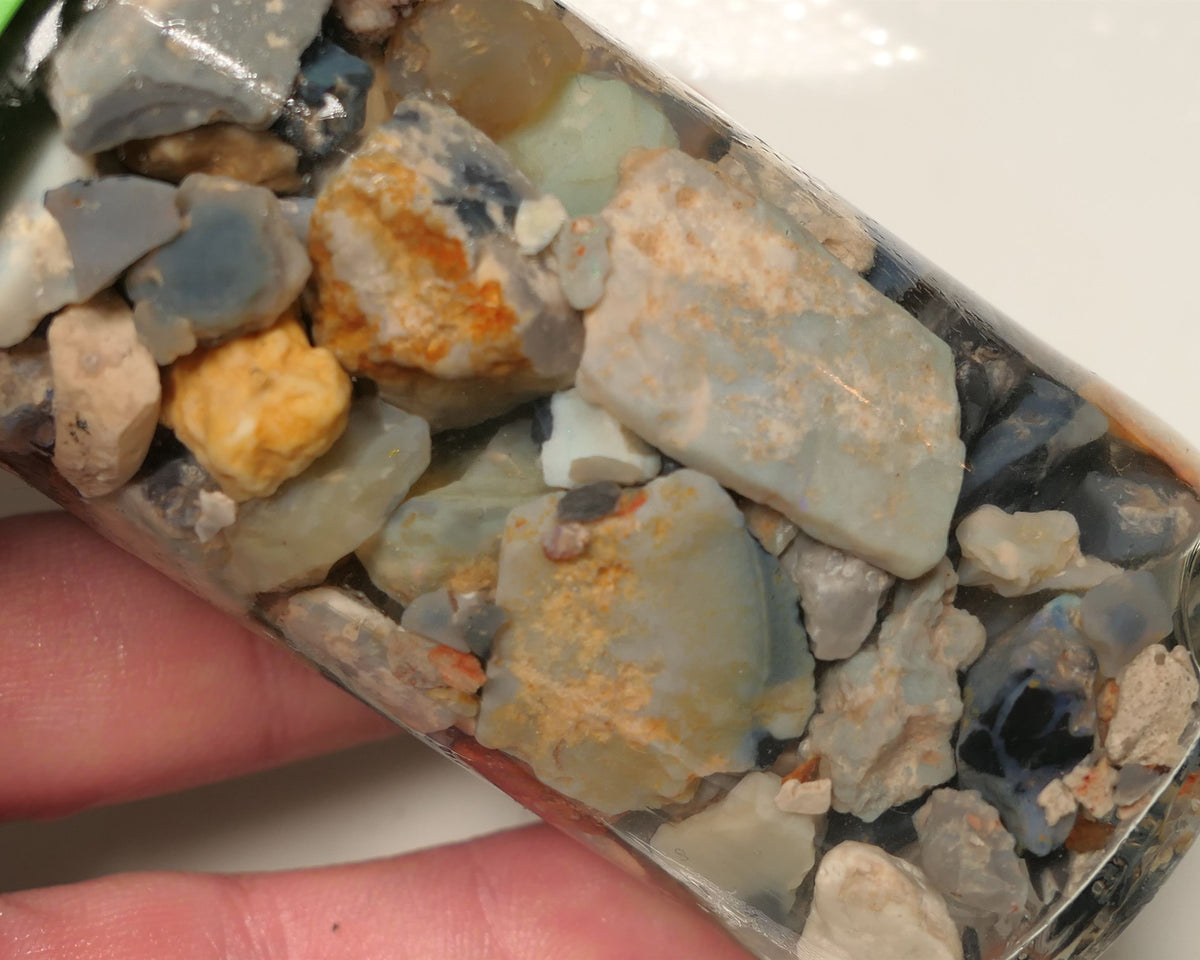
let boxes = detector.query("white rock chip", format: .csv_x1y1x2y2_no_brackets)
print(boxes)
913,788,1034,934
740,501,799,557
1106,644,1199,768
804,560,986,820
780,530,893,661
956,505,1119,597
539,388,660,488
650,772,818,913
802,841,962,960
1062,756,1119,819
193,489,237,544
775,777,832,816
0,203,77,348
1036,778,1077,828
578,149,963,579
48,293,161,498
514,194,567,255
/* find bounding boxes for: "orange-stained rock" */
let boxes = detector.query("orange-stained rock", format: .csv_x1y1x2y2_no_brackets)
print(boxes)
163,310,352,502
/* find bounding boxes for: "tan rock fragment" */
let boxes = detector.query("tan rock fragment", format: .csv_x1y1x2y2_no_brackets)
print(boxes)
49,293,161,498
118,124,302,193
163,310,352,502
1106,644,1199,768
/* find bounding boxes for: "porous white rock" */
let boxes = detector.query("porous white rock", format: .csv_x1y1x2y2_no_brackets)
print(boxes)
804,559,986,820
780,530,893,661
1062,756,1118,819
1036,778,1077,828
802,841,962,960
577,149,963,580
956,505,1118,597
48,293,161,498
913,788,1034,933
193,489,237,544
775,777,832,816
539,388,661,488
1105,644,1198,768
650,772,818,914
0,203,77,348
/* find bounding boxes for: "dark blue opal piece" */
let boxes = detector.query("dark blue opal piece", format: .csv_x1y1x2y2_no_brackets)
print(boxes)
278,39,374,157
1062,470,1199,565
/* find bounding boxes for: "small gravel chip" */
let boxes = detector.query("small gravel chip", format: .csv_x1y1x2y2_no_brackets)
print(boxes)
542,521,590,561
556,480,622,523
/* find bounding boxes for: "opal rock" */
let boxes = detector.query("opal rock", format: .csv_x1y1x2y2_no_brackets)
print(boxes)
577,149,964,580
162,311,353,502
1062,756,1118,819
359,419,548,604
308,100,581,430
126,174,311,364
47,0,328,153
913,788,1034,934
513,194,567,256
775,777,832,816
335,0,419,40
1113,763,1163,807
957,595,1099,855
539,388,660,488
272,586,481,735
1036,778,1077,828
1062,470,1199,566
386,0,583,140
476,470,816,814
802,841,962,960
399,588,508,659
0,203,77,348
1080,570,1173,676
0,341,54,454
277,40,374,158
649,772,818,915
740,501,799,558
500,75,680,218
779,530,893,661
118,125,302,193
803,560,985,820
955,505,1119,598
134,451,224,536
44,177,183,301
960,376,1108,511
226,398,431,595
48,293,161,499
1105,644,1198,768
553,215,611,311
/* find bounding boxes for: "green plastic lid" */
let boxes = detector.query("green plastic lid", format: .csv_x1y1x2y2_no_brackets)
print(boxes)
0,0,26,37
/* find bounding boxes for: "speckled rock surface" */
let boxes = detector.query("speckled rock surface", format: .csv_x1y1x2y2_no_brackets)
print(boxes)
1080,570,1173,676
476,469,815,815
957,595,1098,854
359,419,548,603
162,311,352,501
1106,644,1198,768
804,560,985,820
0,341,54,454
48,293,161,498
650,772,818,915
577,149,963,580
0,203,77,348
802,841,962,960
309,100,581,429
779,530,893,661
126,174,311,364
44,177,183,301
914,788,1033,934
539,388,660,488
118,125,302,193
226,398,430,594
48,0,329,153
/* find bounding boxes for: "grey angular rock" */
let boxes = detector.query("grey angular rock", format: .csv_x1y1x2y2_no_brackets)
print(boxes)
739,501,799,557
271,587,481,735
48,293,161,498
44,177,183,301
779,529,893,661
359,420,548,604
913,788,1034,935
1105,644,1198,768
126,174,311,364
1080,570,1173,677
476,470,816,815
577,149,963,580
649,772,818,915
400,588,508,658
227,398,431,595
277,40,375,158
0,203,77,348
48,0,328,154
0,340,54,454
803,560,984,820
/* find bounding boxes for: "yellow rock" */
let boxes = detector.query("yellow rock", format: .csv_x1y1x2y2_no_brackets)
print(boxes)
163,310,352,502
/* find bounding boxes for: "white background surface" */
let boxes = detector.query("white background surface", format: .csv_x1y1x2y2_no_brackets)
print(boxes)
2,1,1200,957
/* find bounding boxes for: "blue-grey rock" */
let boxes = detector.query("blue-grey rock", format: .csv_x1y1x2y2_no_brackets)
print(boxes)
400,588,508,659
1080,570,1173,677
48,0,329,154
279,197,316,246
1061,470,1199,566
44,177,183,301
277,40,374,157
960,376,1108,510
0,203,77,348
577,149,964,580
957,595,1099,855
0,340,54,454
476,470,816,815
126,174,311,364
